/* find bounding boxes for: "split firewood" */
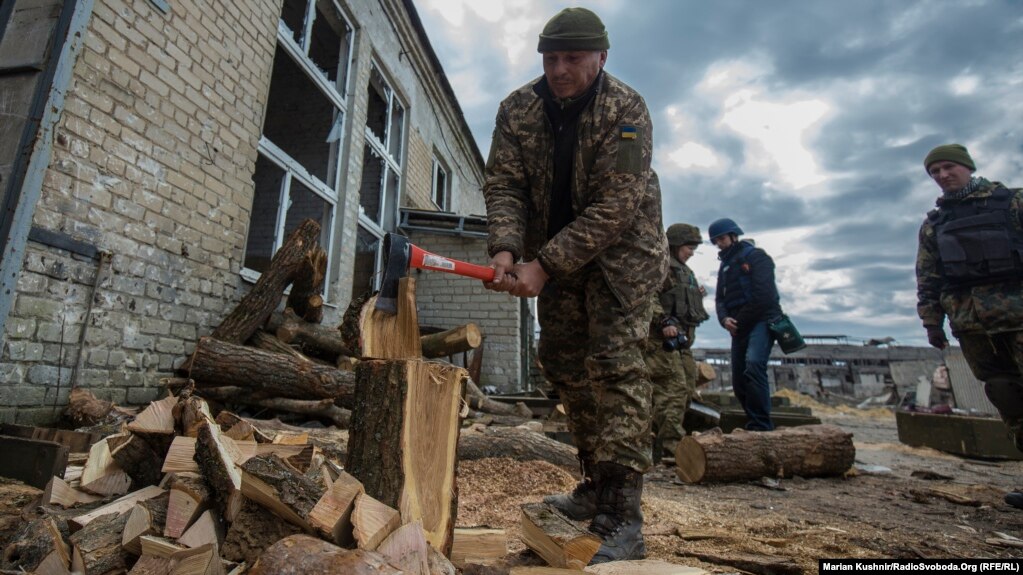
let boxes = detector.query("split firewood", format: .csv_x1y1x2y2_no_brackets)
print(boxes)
214,411,257,442
427,545,459,575
189,336,355,406
345,358,465,554
211,218,321,345
275,308,355,360
162,436,307,474
164,473,212,538
128,554,171,575
377,520,430,575
0,516,70,574
108,432,164,488
128,395,178,435
70,511,132,575
308,470,364,546
122,493,170,555
248,534,402,575
221,500,303,565
69,485,165,532
695,362,717,386
675,425,855,484
520,502,600,569
66,387,134,428
351,492,401,551
450,528,507,568
140,535,187,558
167,542,224,575
420,323,482,359
80,437,131,496
193,419,244,523
286,245,327,323
457,425,578,472
176,395,213,438
343,277,423,359
48,476,102,507
177,510,225,549
238,454,324,530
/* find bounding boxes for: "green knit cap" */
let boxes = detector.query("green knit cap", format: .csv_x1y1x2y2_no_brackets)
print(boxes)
924,144,976,172
537,8,610,53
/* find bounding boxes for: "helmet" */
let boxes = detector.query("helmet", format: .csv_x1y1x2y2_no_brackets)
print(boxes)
708,218,743,241
666,223,702,247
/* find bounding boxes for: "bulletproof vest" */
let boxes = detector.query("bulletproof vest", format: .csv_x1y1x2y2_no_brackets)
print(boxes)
719,242,756,312
928,186,1023,286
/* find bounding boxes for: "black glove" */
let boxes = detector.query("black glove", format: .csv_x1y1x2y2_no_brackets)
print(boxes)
925,325,949,350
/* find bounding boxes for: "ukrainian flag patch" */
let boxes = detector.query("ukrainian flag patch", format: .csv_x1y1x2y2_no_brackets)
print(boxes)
620,126,637,140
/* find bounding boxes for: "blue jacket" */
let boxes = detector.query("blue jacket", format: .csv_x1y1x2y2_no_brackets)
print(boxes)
715,240,782,338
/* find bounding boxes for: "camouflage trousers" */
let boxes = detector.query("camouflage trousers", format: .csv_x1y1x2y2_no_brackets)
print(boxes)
642,337,690,459
538,264,654,473
958,331,1023,449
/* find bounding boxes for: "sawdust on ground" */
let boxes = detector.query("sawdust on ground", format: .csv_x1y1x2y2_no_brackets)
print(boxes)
774,387,893,419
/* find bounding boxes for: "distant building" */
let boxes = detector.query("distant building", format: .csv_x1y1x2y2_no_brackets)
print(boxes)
694,336,943,400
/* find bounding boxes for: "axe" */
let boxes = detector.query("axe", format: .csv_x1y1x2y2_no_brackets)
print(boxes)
376,233,496,314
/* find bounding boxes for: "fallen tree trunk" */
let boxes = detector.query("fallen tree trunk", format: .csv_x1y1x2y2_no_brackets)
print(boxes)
211,218,320,345
191,387,351,427
275,308,356,360
420,324,481,359
188,337,355,407
675,424,855,484
457,425,578,472
286,246,327,323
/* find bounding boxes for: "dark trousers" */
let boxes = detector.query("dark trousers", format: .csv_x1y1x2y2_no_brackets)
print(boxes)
731,320,774,431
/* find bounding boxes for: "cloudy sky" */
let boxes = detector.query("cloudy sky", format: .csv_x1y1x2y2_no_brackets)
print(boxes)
411,0,1023,348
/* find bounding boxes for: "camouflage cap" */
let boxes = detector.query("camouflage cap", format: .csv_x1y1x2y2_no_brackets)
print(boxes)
537,8,610,53
666,223,701,246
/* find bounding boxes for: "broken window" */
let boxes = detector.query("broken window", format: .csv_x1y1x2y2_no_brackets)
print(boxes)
242,1,354,293
355,65,406,291
432,157,450,211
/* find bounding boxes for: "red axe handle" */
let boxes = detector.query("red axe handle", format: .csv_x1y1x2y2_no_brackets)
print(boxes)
409,245,496,282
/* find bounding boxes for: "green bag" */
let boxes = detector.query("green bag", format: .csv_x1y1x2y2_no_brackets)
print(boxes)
768,314,806,354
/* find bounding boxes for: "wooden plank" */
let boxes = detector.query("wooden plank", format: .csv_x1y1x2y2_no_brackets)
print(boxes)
0,423,102,453
0,435,69,489
895,410,1023,460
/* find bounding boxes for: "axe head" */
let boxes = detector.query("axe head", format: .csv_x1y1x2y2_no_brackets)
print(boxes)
376,233,410,315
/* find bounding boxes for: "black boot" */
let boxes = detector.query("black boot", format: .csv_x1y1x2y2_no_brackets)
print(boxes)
544,457,599,520
1005,491,1023,509
588,462,645,564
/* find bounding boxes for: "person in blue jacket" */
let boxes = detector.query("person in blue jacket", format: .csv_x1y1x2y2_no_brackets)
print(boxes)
709,218,782,430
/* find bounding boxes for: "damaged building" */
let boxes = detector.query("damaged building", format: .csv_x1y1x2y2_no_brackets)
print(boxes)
0,0,533,424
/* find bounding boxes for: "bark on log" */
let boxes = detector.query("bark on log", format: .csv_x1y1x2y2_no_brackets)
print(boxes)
193,420,244,522
286,246,327,323
457,425,579,472
675,424,855,484
108,433,164,489
195,388,351,428
275,308,356,360
247,331,327,365
122,493,170,555
188,337,355,407
420,324,482,359
211,219,320,344
239,454,325,530
70,511,132,575
345,359,465,555
248,535,402,575
0,517,70,574
221,500,302,565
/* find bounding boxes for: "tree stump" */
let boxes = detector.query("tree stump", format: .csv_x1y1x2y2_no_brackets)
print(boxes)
675,424,855,484
345,359,465,556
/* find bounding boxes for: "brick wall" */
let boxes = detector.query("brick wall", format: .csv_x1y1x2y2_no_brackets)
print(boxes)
410,233,523,392
0,0,280,424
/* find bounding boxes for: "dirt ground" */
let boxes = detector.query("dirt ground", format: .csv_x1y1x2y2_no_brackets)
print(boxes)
457,406,1023,573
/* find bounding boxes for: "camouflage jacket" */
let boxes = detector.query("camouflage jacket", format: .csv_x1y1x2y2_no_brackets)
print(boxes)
483,71,668,311
916,179,1023,335
652,259,710,338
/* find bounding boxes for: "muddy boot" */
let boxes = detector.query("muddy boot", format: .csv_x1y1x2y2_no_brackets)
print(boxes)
588,462,645,564
543,457,599,520
1005,491,1023,509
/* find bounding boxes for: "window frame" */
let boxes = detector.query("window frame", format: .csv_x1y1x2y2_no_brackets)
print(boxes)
431,156,450,211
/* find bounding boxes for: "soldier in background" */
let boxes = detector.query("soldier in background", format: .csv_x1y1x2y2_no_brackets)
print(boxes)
481,7,667,561
643,223,710,464
915,143,1023,509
